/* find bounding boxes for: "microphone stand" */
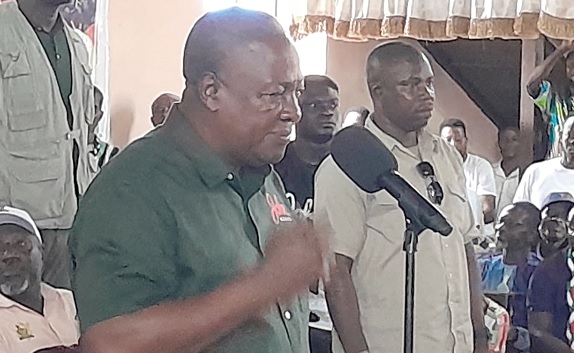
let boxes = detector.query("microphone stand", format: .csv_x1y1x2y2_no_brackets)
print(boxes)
403,218,424,353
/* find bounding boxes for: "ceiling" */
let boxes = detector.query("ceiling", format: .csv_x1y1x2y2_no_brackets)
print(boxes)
422,39,522,129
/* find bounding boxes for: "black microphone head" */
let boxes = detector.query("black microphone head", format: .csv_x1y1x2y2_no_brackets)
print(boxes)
331,126,398,193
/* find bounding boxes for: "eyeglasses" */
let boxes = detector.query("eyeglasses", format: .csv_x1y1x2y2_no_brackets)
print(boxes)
416,161,444,205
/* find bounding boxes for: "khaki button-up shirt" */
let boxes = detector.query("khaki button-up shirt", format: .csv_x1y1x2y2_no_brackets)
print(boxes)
0,2,94,229
315,118,475,353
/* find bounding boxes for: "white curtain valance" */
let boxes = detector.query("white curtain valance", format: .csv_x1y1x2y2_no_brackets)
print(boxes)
290,0,574,41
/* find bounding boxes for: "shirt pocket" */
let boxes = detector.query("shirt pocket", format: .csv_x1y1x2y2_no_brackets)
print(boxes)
0,48,45,128
7,147,66,221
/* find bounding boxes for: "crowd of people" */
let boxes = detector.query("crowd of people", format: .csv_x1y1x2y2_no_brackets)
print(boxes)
1,1,574,353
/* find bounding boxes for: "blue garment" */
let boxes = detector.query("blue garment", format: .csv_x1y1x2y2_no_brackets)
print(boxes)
478,254,516,293
479,251,543,353
509,252,542,328
528,249,570,344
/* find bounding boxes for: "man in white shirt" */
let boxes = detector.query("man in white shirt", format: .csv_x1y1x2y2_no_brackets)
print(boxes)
492,127,521,218
440,119,497,243
514,116,574,208
0,206,79,353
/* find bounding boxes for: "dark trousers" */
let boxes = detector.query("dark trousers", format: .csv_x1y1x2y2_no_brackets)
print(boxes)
310,327,332,353
41,229,72,289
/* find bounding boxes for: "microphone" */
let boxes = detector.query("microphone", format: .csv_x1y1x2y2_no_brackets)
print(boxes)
330,126,453,236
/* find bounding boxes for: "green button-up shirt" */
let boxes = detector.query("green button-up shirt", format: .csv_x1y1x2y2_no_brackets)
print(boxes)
70,107,309,353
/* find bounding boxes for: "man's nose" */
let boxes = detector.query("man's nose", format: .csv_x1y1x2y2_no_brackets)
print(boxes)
282,91,301,123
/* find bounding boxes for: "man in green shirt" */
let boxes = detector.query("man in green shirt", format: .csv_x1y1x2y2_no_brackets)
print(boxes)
70,7,329,353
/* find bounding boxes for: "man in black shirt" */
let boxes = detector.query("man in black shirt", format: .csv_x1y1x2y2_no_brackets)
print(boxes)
275,75,341,353
276,75,341,214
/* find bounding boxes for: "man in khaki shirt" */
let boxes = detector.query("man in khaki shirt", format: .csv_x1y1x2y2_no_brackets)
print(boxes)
0,0,94,289
316,42,487,353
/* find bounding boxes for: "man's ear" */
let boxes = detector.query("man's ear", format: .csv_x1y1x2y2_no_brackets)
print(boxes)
197,72,222,112
369,83,383,100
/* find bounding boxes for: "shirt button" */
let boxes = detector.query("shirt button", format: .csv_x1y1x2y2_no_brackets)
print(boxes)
226,173,234,181
65,132,71,140
448,273,453,278
284,310,292,320
56,53,61,60
444,243,449,248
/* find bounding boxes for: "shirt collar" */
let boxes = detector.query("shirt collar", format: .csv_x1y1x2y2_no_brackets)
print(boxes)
18,5,65,35
492,160,520,178
0,283,55,311
159,106,271,188
365,117,439,158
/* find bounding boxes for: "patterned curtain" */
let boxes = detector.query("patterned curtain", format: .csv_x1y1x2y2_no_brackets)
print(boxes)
290,0,574,41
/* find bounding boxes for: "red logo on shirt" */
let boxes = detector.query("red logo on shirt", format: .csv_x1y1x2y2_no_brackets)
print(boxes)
266,193,292,224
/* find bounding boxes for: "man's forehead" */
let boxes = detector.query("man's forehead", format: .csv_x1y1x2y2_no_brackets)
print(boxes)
301,85,338,100
223,40,302,84
386,57,433,78
500,207,530,222
441,126,463,136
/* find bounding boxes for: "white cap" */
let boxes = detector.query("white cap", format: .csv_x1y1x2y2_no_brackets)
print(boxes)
0,206,42,243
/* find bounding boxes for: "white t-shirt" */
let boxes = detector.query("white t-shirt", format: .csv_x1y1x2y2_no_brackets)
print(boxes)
464,154,497,234
513,158,574,209
491,161,520,218
309,283,333,331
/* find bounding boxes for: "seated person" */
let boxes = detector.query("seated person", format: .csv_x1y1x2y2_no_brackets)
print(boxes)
0,206,79,353
527,200,574,353
494,202,542,352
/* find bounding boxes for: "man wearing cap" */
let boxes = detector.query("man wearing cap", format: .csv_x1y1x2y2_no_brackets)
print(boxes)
0,206,79,353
